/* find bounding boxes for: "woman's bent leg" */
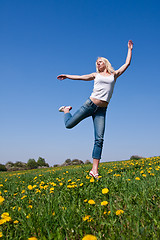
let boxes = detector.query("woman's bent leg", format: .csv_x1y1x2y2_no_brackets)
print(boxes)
64,100,96,129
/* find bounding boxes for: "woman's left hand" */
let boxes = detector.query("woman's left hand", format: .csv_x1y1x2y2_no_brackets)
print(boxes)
128,40,133,50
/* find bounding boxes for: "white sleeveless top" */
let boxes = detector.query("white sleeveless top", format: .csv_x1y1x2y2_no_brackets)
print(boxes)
90,73,116,103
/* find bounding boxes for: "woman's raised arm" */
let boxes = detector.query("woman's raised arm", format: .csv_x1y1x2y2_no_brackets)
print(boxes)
114,40,133,80
57,73,96,81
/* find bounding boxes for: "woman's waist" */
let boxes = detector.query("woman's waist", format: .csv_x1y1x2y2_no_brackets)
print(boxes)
90,97,108,107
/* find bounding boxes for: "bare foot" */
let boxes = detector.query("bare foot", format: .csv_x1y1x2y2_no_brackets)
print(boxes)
59,106,72,113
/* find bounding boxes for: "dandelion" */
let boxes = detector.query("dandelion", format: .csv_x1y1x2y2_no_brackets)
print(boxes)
28,185,33,190
0,219,6,225
82,234,97,240
88,199,95,205
0,232,3,238
80,183,83,186
83,215,91,221
102,188,109,194
26,214,30,219
28,237,38,240
0,196,5,204
28,205,33,209
84,199,88,202
101,201,108,206
135,177,140,180
14,220,19,224
116,210,124,215
1,212,9,219
21,195,27,200
52,211,55,216
142,174,147,177
90,177,94,183
1,213,12,222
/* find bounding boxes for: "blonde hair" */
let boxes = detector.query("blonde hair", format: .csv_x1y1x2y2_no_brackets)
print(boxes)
96,57,115,74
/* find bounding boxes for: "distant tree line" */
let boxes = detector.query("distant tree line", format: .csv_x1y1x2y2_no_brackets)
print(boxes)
0,155,147,172
0,157,49,172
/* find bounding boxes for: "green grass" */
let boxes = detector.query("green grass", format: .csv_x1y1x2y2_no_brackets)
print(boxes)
0,157,160,240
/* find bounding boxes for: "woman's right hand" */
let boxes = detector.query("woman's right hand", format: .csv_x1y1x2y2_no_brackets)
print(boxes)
57,74,67,80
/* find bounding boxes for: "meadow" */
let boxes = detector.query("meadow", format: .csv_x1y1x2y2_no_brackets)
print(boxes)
0,156,160,240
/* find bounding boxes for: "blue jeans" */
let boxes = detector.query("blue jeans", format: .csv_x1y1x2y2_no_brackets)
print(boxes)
64,98,107,160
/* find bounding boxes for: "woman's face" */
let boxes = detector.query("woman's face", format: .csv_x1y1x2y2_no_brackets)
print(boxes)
96,58,106,72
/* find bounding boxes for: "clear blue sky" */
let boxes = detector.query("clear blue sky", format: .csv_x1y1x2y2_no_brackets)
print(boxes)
0,0,160,166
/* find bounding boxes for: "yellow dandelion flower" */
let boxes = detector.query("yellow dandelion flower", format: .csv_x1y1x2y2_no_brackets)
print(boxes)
101,201,108,206
28,205,33,209
18,207,21,211
116,210,124,215
28,237,38,240
50,188,54,191
108,211,111,215
127,179,131,181
0,232,3,237
0,184,3,187
21,190,25,194
1,212,9,218
4,217,12,222
52,211,55,216
83,215,91,221
0,196,5,204
135,177,140,180
0,219,6,225
88,199,95,205
90,177,94,183
68,179,72,182
82,234,97,240
86,175,90,179
14,220,19,224
104,211,107,214
84,199,88,202
21,195,27,200
59,183,63,186
80,183,83,186
102,188,109,194
26,214,30,219
28,185,33,190
142,174,146,177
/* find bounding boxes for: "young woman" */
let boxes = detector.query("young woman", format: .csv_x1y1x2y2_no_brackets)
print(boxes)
57,40,133,178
